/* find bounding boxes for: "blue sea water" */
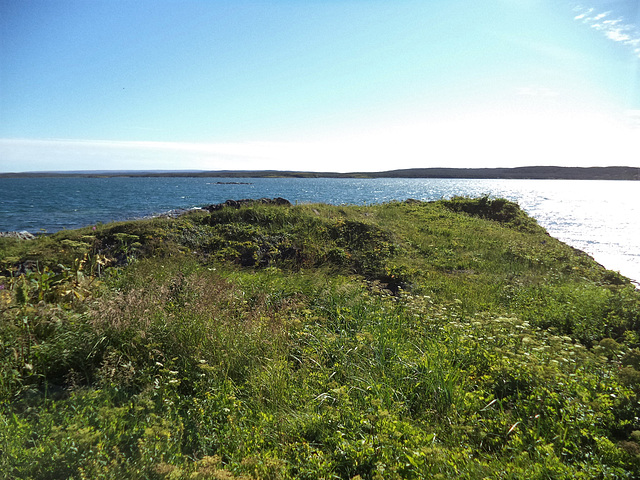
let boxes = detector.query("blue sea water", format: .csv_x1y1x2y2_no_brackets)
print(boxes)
1,177,639,283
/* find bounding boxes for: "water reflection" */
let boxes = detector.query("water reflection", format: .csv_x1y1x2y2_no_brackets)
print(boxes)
1,177,638,283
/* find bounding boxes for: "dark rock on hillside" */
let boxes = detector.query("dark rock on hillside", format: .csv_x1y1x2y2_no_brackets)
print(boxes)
202,197,291,212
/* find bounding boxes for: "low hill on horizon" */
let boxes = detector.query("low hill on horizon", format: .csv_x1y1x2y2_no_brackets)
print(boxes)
1,165,639,180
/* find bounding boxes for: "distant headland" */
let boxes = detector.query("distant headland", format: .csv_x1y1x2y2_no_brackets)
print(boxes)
1,165,638,180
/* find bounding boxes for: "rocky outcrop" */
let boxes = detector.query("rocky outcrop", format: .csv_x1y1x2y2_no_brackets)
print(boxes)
202,197,291,212
0,231,36,240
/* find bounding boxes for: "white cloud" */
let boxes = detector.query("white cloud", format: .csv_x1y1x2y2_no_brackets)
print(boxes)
574,4,640,57
0,138,313,172
516,86,559,97
592,11,610,21
1,110,639,173
627,110,640,127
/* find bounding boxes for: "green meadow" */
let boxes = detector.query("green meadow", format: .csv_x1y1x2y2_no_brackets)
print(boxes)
2,197,640,479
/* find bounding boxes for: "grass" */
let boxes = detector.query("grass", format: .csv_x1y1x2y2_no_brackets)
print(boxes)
1,197,640,479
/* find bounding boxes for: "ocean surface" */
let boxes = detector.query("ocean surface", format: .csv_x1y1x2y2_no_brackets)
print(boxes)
1,177,638,284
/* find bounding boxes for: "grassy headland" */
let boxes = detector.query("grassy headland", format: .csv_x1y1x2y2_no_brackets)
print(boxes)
2,197,640,479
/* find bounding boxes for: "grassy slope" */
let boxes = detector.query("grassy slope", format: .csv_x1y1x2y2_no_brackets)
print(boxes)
1,198,640,479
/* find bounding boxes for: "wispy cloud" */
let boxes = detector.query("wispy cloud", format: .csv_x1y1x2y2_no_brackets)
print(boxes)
574,4,640,57
627,110,640,127
3,108,640,173
516,86,559,97
0,138,323,173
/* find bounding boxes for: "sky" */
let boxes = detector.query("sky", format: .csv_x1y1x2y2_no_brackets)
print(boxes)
1,0,639,173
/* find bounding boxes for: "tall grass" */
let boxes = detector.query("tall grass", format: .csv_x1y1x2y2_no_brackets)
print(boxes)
1,198,640,478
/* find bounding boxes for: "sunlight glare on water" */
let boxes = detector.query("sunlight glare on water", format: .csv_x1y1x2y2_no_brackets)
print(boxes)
0,177,638,284
490,180,640,285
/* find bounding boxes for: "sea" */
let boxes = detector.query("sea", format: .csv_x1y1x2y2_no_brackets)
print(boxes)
1,177,638,284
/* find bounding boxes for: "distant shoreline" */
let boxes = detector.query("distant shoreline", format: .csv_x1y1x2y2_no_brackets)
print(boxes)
1,165,639,180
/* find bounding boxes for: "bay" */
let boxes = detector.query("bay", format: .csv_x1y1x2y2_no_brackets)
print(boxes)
1,177,638,283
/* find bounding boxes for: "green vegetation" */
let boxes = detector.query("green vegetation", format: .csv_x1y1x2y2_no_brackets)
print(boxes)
2,197,640,479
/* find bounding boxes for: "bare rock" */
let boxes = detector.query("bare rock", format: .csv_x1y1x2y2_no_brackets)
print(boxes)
0,231,36,240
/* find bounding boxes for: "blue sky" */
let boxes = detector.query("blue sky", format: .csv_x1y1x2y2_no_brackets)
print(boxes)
1,0,639,172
